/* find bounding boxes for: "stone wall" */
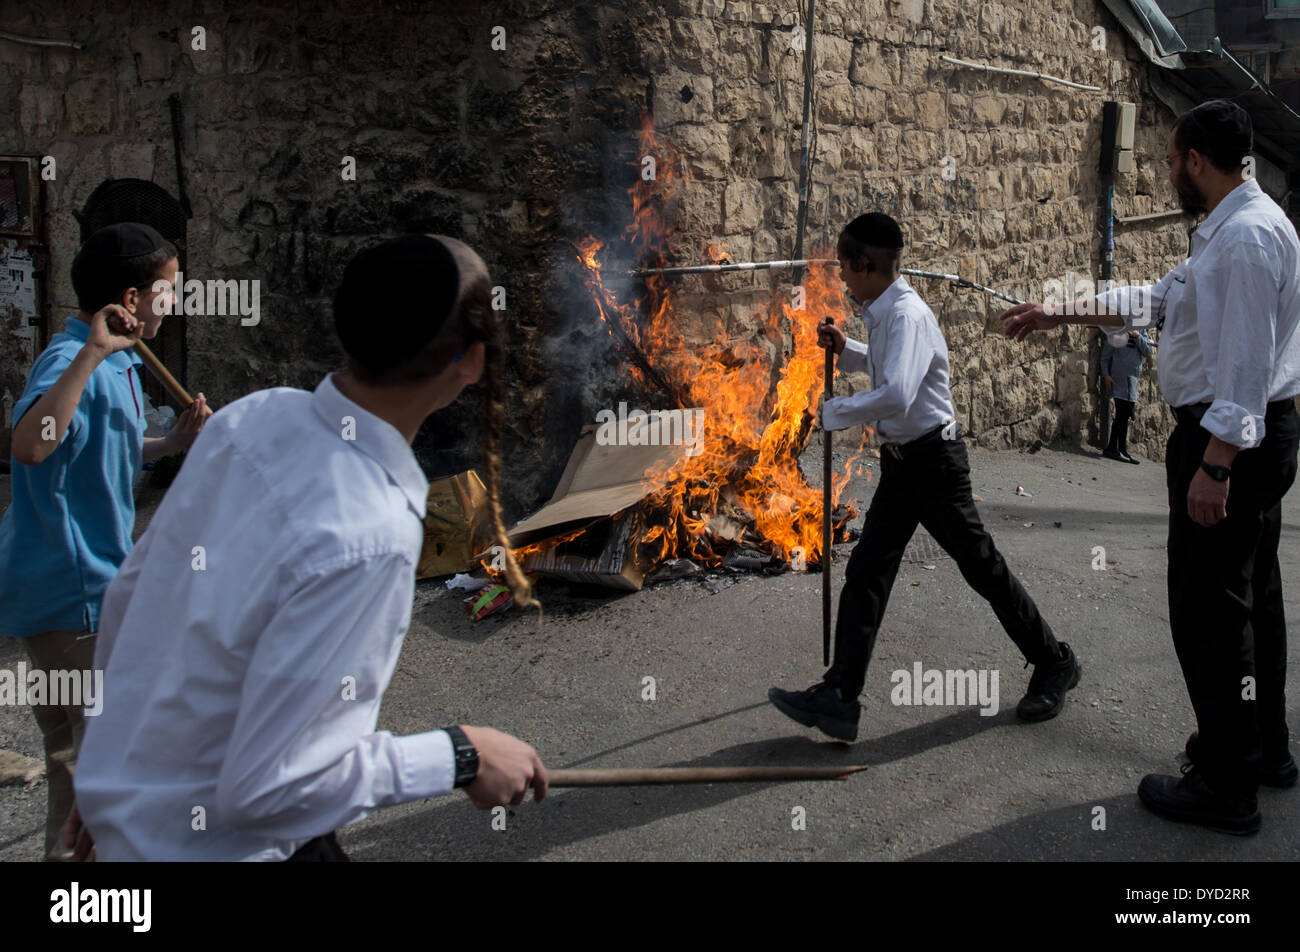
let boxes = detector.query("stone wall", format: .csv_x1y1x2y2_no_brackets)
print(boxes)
648,0,1196,461
2,0,1272,513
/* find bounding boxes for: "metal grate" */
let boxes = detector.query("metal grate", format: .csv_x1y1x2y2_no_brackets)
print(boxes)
75,178,187,250
903,530,949,565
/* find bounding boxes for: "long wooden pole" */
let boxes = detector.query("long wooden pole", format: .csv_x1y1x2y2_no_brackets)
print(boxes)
133,340,194,408
548,765,867,787
106,314,196,408
822,316,833,667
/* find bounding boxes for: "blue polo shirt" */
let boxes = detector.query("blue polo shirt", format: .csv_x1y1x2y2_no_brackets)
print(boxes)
0,318,145,637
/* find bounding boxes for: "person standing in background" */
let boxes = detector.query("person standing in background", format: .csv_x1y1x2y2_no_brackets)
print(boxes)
1101,328,1152,464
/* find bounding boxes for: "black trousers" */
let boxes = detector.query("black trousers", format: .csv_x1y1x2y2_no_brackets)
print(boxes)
285,831,350,862
825,432,1060,697
1108,398,1135,454
1166,400,1299,797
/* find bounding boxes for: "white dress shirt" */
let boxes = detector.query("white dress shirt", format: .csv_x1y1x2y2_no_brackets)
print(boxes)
1096,178,1300,448
75,374,455,861
822,276,956,442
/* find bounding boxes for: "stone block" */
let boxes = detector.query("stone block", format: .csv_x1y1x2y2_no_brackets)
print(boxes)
134,32,178,83
18,86,64,138
722,180,759,235
670,18,718,74
677,122,733,180
914,90,947,132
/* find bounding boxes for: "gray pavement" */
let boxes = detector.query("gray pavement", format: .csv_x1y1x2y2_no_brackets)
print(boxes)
2,442,1297,861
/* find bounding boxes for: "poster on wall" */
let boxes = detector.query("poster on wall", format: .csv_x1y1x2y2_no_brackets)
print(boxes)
2,241,40,436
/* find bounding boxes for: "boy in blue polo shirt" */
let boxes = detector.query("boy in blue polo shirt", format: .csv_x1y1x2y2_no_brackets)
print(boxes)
0,222,211,859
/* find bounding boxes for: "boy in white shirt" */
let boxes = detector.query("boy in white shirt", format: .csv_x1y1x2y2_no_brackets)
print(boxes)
72,235,545,860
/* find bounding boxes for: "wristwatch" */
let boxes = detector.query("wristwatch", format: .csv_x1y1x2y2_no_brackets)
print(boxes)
444,726,479,788
1200,461,1231,483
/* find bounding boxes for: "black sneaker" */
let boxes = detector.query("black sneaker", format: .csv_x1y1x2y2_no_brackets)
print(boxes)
768,682,861,741
1138,765,1261,835
1185,731,1299,789
1016,642,1081,722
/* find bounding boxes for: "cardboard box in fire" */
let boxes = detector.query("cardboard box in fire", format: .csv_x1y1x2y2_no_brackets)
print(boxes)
416,470,493,580
506,414,701,591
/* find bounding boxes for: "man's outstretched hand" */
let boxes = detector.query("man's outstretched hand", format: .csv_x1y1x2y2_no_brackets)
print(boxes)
459,726,548,808
999,302,1062,341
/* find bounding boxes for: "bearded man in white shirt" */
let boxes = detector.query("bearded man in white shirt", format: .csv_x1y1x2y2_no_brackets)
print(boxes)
769,213,1080,743
1002,100,1300,835
70,235,548,860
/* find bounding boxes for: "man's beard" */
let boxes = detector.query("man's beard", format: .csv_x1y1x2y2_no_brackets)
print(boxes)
1173,167,1207,215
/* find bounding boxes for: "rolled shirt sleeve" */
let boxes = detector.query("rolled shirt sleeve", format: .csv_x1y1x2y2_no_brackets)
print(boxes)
823,316,931,432
215,554,456,840
1197,242,1278,449
1093,273,1175,332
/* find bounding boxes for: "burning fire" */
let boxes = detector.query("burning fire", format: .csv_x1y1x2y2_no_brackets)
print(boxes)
547,115,868,575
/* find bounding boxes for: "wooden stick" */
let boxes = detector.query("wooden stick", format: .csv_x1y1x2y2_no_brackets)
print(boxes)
822,316,833,667
104,314,196,408
548,765,867,787
133,340,194,408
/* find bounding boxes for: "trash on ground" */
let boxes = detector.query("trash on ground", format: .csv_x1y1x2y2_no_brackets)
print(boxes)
464,584,514,621
445,573,493,592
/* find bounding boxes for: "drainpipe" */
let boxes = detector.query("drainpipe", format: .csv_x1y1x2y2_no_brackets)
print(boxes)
1098,102,1124,451
792,0,815,287
1099,177,1114,450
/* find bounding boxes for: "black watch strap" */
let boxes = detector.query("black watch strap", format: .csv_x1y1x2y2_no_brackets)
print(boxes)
444,726,479,788
1200,461,1231,482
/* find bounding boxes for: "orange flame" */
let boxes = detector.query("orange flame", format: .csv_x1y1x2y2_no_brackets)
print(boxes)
540,115,870,574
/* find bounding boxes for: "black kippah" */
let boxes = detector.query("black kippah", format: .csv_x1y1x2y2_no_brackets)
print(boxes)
70,222,174,313
79,222,168,258
1186,99,1253,154
843,213,904,250
334,235,460,375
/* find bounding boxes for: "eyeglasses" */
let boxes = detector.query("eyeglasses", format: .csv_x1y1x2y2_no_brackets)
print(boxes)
1163,151,1186,169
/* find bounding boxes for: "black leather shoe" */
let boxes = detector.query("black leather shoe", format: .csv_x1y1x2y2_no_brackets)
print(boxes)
1016,643,1081,722
768,682,861,741
1120,451,1140,465
1102,447,1125,462
1138,766,1261,835
1185,732,1299,789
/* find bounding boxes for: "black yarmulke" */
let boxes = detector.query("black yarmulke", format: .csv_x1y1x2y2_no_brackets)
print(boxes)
843,212,904,250
334,235,460,374
1187,99,1253,154
77,222,168,258
70,222,174,312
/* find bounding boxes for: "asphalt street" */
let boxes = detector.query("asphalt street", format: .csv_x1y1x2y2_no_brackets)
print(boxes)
2,442,1297,861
